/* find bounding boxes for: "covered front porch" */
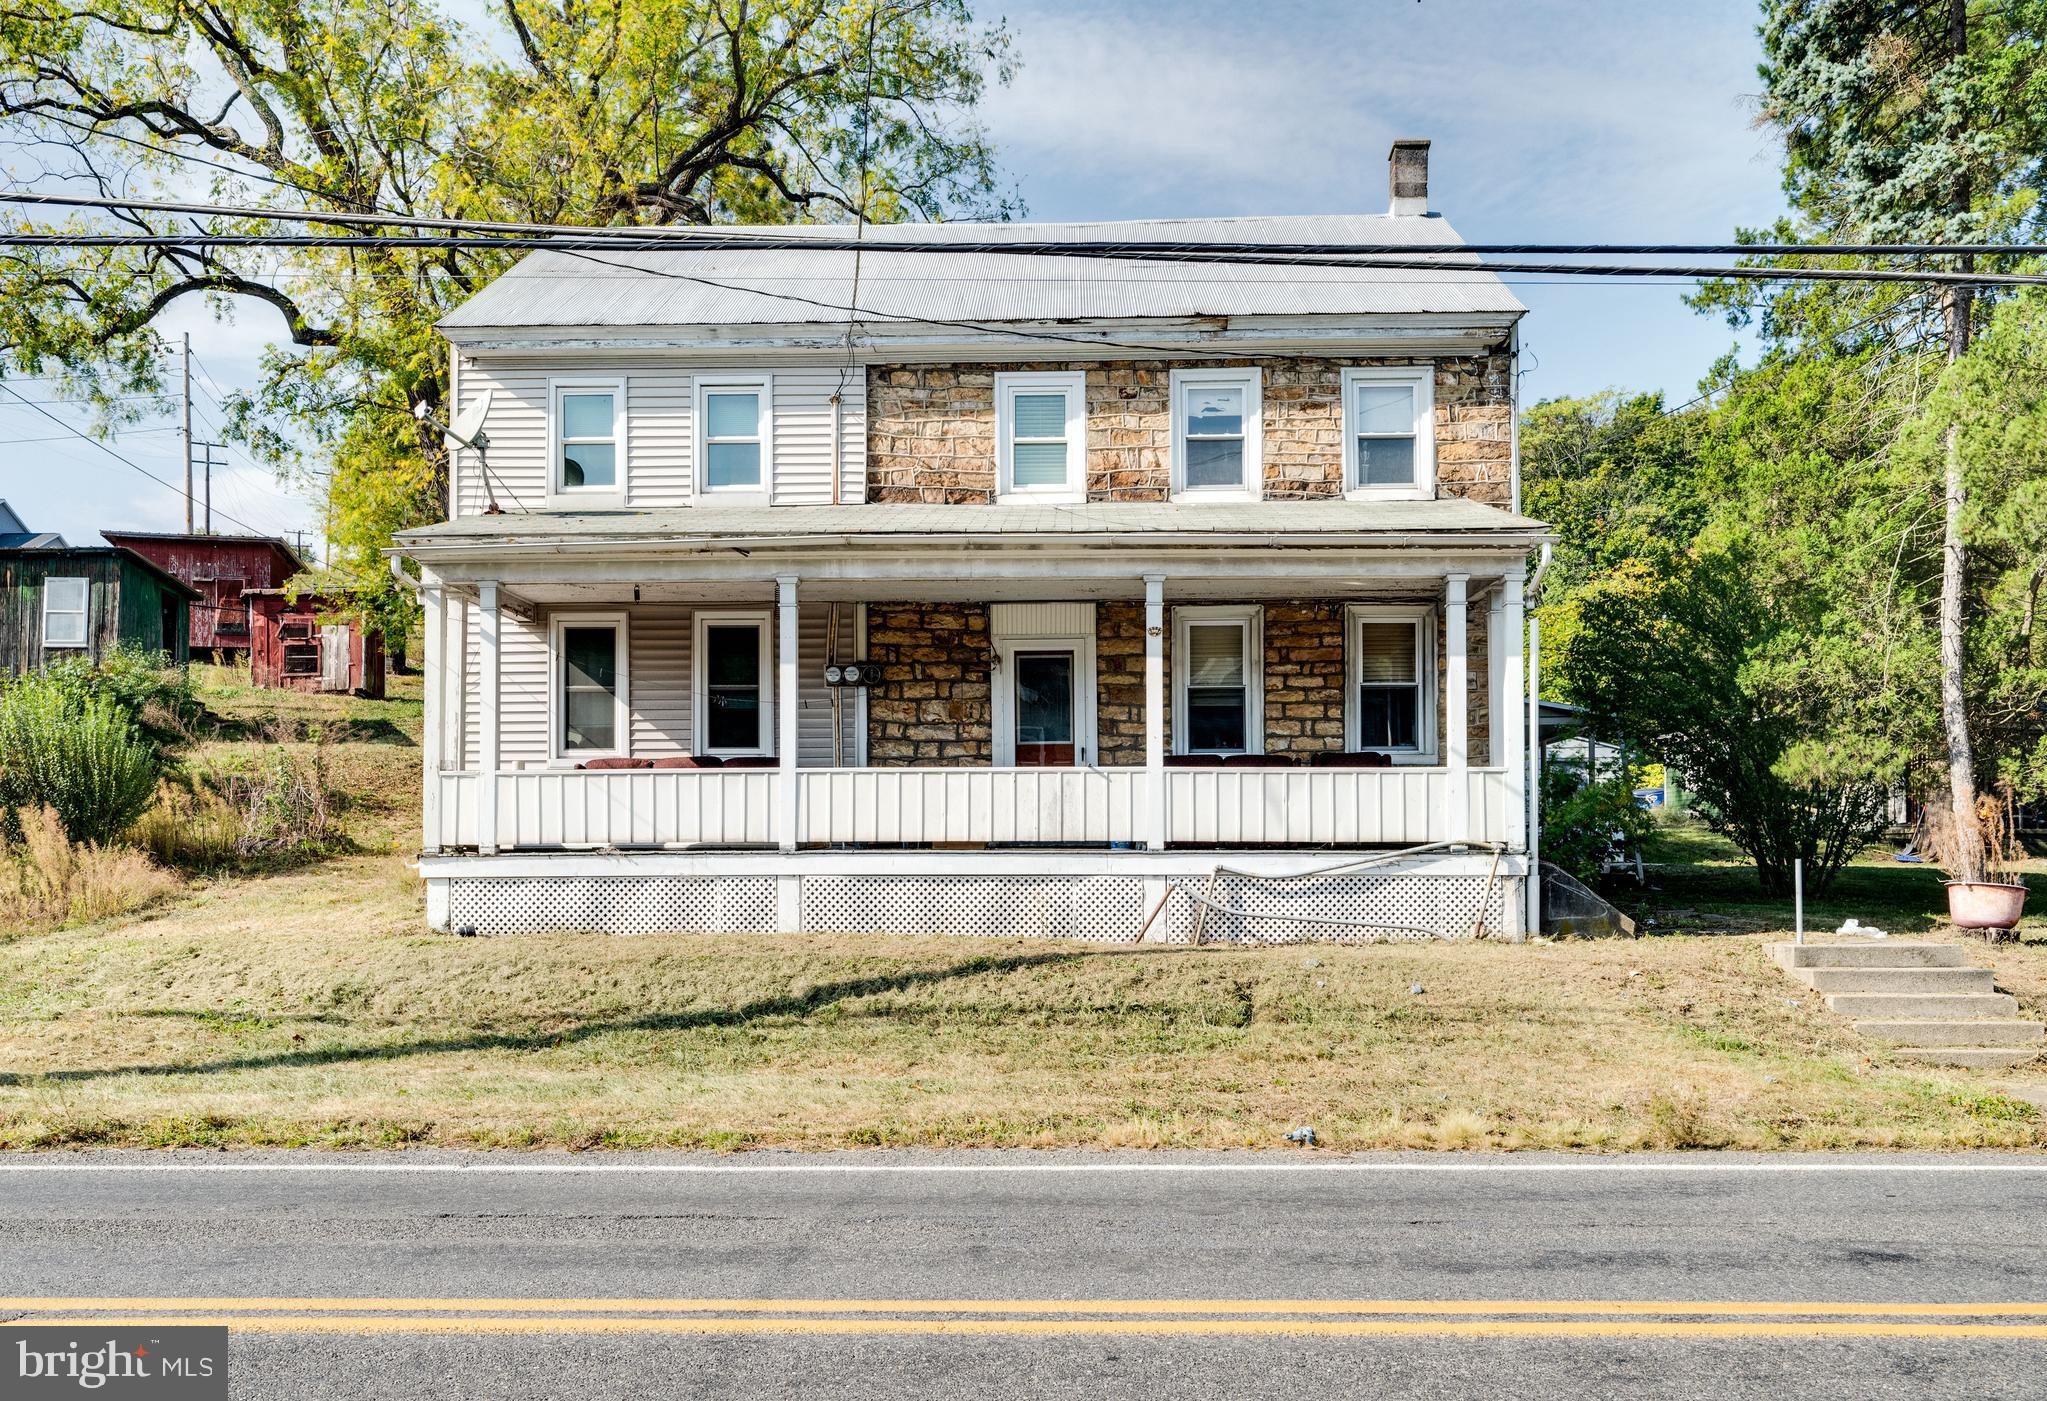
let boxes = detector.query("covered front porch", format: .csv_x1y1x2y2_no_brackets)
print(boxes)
397,501,1541,937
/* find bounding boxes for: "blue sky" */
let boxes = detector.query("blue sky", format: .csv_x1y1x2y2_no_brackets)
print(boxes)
3,0,1785,547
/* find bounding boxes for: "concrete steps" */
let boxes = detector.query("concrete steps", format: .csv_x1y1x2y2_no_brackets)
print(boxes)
1770,942,2043,1071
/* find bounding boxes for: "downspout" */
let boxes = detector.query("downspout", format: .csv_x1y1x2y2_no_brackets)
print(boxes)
1524,541,1553,935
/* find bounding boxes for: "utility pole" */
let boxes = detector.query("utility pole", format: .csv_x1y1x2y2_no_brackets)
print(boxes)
193,442,226,534
181,332,193,533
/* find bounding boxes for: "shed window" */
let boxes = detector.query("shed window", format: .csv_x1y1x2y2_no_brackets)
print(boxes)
997,372,1086,501
41,577,88,648
555,386,619,493
1174,606,1262,755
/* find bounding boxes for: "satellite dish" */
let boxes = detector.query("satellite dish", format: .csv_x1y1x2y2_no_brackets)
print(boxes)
445,388,494,453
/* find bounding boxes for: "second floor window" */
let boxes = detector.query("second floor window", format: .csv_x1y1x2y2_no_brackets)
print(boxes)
705,390,763,489
996,371,1086,502
1171,369,1261,498
1344,367,1434,498
554,383,620,495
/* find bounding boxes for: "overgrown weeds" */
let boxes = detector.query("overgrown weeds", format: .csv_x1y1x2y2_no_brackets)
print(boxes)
138,735,347,870
0,805,181,931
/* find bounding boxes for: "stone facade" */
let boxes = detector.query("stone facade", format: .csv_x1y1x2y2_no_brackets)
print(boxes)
864,603,993,764
865,354,1515,507
863,598,1495,765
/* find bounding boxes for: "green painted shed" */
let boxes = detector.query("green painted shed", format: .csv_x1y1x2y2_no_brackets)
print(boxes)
0,546,198,674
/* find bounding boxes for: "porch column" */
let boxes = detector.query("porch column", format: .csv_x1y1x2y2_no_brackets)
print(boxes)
444,594,467,786
1502,570,1527,852
776,575,800,853
1487,587,1505,769
1143,574,1166,851
1444,573,1469,843
475,581,500,856
420,572,444,855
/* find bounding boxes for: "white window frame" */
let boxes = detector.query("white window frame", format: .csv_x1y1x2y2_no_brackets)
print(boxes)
1169,368,1262,501
1172,604,1263,755
548,612,631,764
40,576,89,650
1342,366,1435,501
547,377,628,508
693,374,774,504
1344,602,1438,763
692,609,775,757
995,370,1087,504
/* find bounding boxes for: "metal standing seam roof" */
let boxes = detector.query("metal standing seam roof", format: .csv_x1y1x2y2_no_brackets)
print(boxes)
437,213,1526,332
396,498,1547,547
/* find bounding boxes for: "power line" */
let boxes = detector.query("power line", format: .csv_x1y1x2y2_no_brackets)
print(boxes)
9,189,2047,261
0,382,279,536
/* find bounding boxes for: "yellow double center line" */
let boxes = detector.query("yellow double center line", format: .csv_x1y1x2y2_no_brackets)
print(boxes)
5,1297,2047,1340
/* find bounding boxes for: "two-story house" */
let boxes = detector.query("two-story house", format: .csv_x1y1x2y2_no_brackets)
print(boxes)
394,140,1551,942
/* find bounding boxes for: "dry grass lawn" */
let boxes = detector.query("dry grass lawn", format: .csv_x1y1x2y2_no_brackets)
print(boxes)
1,667,2042,1153
2,845,2043,1152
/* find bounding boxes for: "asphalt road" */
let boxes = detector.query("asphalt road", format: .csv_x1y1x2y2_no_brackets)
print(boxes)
4,1152,2047,1399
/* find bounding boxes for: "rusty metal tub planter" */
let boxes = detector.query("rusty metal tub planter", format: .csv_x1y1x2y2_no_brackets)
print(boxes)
1945,880,2028,932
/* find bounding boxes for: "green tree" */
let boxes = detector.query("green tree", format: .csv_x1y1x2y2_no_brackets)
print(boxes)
0,0,1014,642
1716,0,2047,877
1548,551,1896,896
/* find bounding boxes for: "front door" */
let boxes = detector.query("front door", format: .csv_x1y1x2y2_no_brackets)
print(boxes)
1011,649,1077,767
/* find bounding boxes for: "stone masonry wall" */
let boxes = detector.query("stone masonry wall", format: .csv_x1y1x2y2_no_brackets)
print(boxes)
864,603,992,764
863,598,1494,765
865,354,1515,506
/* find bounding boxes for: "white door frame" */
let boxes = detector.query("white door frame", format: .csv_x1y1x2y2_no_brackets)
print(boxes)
991,630,1097,766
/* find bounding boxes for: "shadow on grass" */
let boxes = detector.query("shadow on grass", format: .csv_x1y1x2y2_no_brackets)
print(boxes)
0,947,1085,1087
199,714,416,747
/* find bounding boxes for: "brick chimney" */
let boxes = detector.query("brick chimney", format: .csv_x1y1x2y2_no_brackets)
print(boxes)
1388,138,1430,216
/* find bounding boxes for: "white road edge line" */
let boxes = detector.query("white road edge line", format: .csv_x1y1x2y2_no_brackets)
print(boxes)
1,1161,2047,1174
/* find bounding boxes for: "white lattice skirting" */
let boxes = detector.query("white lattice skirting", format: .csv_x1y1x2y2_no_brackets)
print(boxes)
435,866,1525,942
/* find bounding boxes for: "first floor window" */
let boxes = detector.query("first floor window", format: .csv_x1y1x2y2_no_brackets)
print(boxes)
1175,606,1260,755
42,576,87,648
560,623,623,754
555,384,620,493
697,615,769,754
1353,614,1425,751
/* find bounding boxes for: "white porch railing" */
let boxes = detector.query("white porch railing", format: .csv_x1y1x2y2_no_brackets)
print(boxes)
800,767,1145,845
430,765,1514,851
437,769,777,849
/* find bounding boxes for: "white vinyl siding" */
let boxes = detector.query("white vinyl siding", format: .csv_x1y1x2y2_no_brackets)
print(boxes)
450,357,864,515
463,601,859,768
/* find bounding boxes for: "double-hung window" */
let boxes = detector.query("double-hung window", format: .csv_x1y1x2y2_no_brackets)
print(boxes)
1170,369,1261,498
1343,367,1434,498
996,371,1086,502
1347,605,1434,759
693,612,773,756
695,376,772,497
1174,605,1262,755
552,381,624,502
41,576,88,649
551,614,630,761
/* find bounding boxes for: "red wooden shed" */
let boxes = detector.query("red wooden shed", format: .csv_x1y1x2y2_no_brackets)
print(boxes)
247,588,386,698
100,531,304,660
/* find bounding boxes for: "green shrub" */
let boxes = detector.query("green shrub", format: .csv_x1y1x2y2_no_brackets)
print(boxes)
42,645,201,745
1540,758,1659,886
0,674,165,845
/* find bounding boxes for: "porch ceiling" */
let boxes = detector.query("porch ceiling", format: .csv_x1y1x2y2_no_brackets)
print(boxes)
476,575,1500,607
